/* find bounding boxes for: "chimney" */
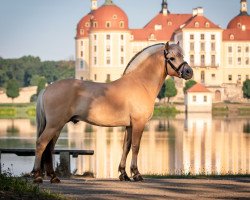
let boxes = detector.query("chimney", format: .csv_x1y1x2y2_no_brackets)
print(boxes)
193,7,204,16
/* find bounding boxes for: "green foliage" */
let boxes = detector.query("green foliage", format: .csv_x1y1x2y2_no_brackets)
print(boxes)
183,79,197,94
157,82,166,100
242,79,250,99
165,78,177,103
153,106,179,117
36,76,47,95
0,56,74,88
6,79,20,100
0,108,16,117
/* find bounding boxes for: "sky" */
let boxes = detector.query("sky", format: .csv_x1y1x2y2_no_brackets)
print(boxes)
0,0,242,61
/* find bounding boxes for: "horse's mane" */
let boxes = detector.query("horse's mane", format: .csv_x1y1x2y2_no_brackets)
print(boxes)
123,43,165,75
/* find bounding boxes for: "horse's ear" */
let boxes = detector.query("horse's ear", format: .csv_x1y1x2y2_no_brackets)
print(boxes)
165,42,169,50
177,41,180,45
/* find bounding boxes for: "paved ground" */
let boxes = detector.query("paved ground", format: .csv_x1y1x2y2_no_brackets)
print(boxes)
40,177,250,200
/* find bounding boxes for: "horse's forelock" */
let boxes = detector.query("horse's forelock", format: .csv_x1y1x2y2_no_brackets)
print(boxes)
123,43,165,75
169,44,184,57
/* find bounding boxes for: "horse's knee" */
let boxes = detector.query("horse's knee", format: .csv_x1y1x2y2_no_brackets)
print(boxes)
131,145,139,154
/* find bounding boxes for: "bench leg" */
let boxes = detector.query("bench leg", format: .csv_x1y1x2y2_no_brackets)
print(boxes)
0,151,1,174
59,152,70,177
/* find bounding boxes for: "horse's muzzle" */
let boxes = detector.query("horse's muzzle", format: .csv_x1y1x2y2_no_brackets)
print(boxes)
181,65,193,80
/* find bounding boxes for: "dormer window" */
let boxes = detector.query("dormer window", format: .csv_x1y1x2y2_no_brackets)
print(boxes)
80,29,84,35
106,21,111,28
238,23,241,28
149,34,156,40
93,21,98,28
230,34,235,40
119,21,124,28
195,22,199,27
168,21,172,26
85,22,90,27
113,15,117,19
205,22,210,28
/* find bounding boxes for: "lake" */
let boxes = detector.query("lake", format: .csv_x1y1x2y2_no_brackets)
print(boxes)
0,113,250,178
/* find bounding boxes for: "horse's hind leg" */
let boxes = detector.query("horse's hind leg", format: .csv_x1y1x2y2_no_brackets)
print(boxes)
42,133,61,183
33,126,60,183
118,126,132,181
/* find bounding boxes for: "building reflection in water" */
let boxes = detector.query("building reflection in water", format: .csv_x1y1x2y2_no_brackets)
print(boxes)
0,114,250,177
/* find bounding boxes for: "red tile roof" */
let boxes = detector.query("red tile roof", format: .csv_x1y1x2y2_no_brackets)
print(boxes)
180,15,221,29
223,28,250,41
227,15,250,30
187,83,211,93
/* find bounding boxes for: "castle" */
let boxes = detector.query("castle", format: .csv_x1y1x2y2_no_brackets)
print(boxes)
75,0,250,102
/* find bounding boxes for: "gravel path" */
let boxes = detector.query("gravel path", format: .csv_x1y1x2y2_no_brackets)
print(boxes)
40,177,250,200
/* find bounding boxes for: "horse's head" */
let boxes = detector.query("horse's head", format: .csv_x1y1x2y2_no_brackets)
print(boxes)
164,42,193,80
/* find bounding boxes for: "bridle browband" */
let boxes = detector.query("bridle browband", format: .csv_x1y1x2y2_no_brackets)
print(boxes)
164,49,187,78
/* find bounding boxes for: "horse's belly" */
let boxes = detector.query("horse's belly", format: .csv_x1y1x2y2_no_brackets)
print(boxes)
84,108,130,127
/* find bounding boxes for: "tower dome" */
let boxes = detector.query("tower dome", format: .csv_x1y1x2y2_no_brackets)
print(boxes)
90,0,129,30
227,0,250,29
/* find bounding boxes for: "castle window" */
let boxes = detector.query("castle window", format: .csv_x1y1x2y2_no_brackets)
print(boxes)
106,74,111,82
168,21,172,26
94,45,97,52
94,34,97,40
228,75,232,81
205,22,210,27
190,34,194,40
230,34,234,40
80,61,84,69
106,21,111,28
211,55,216,66
238,46,242,53
80,51,83,57
106,34,110,40
119,21,125,28
201,42,205,51
193,95,196,102
121,57,124,65
211,34,215,40
93,21,98,28
81,41,83,46
94,74,97,81
246,57,249,65
201,55,205,66
246,46,249,53
190,42,194,51
190,54,194,66
106,56,111,65
149,34,156,40
80,29,84,35
238,57,242,65
195,22,199,27
211,74,216,79
228,57,233,65
204,96,207,102
201,34,205,40
228,46,232,53
94,57,97,65
113,15,117,19
121,34,124,40
121,45,124,52
106,45,110,52
237,23,241,28
211,42,216,51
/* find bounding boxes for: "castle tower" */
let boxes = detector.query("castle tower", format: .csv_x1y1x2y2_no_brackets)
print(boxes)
91,0,98,11
160,0,169,15
240,0,248,15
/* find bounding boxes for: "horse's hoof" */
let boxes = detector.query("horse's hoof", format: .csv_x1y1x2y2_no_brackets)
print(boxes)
33,176,43,184
50,176,61,184
119,172,131,181
133,174,143,182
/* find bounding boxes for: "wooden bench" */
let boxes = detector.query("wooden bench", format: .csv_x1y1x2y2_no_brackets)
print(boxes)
0,148,94,175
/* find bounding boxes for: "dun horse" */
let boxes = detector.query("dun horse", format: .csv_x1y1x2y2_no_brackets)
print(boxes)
32,42,193,183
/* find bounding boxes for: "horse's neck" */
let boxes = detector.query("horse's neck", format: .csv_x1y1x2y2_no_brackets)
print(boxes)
131,57,166,100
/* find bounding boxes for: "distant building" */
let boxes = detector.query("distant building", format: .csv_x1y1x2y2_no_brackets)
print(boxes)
75,0,250,102
185,83,212,112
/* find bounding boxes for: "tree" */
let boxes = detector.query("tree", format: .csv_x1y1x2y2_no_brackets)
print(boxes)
157,82,166,101
6,79,20,103
183,80,197,94
165,78,177,103
36,76,47,96
243,79,250,99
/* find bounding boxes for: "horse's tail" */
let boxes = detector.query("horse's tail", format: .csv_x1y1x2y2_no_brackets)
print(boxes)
36,89,46,137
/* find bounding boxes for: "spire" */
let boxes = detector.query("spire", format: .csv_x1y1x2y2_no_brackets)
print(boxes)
240,0,248,15
160,0,169,15
91,0,97,11
104,0,114,5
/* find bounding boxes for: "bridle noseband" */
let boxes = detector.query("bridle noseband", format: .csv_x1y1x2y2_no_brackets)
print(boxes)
164,49,187,78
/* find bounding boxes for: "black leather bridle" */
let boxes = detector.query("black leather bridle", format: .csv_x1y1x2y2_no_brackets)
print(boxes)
164,49,188,78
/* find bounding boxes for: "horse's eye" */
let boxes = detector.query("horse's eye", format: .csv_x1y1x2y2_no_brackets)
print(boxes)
170,57,175,61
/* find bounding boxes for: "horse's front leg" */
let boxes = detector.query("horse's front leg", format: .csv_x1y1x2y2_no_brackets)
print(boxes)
118,126,132,181
130,123,145,181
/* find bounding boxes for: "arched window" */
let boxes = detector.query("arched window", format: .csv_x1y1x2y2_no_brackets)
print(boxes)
195,22,199,27
119,21,124,28
205,22,210,28
230,34,234,40
168,21,172,26
106,21,111,28
113,15,117,19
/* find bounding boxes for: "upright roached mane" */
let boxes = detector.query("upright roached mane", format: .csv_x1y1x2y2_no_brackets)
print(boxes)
32,42,193,184
123,43,165,75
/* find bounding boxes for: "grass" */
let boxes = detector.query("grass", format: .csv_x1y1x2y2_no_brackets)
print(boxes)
143,173,250,179
0,171,65,200
0,103,36,118
153,105,180,117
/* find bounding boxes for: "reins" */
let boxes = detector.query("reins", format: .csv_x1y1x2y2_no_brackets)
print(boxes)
164,49,187,78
